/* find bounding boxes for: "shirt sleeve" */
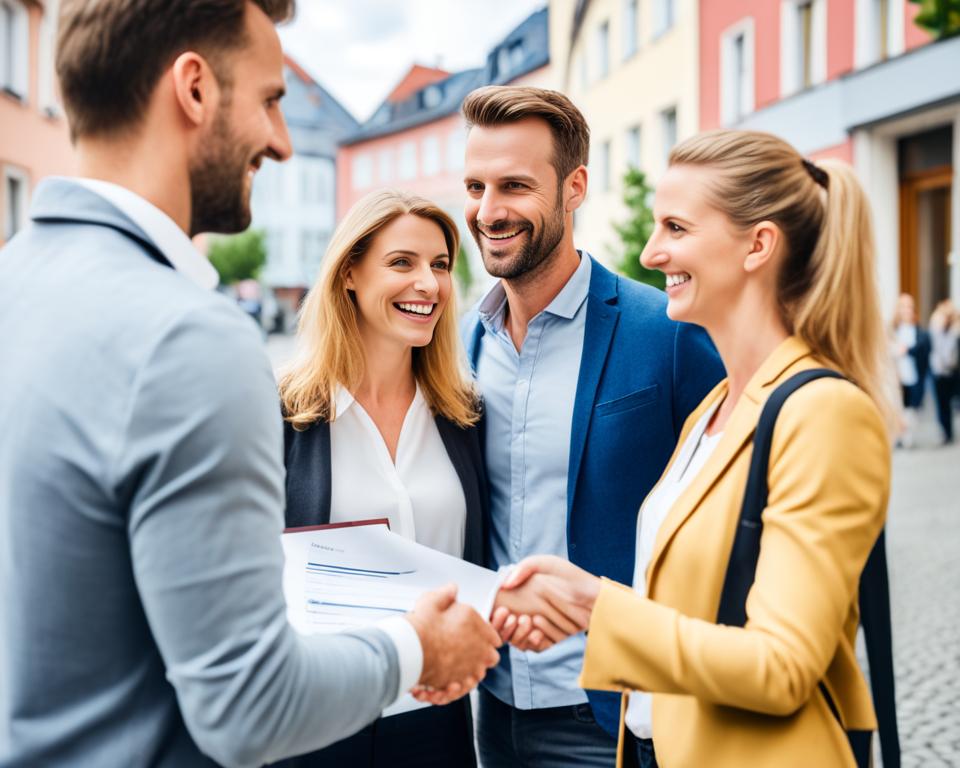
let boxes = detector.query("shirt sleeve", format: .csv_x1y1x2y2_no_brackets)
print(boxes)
117,301,403,768
377,616,424,694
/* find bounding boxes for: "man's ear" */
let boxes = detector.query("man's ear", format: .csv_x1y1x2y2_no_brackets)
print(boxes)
170,52,219,127
743,221,782,274
565,165,588,213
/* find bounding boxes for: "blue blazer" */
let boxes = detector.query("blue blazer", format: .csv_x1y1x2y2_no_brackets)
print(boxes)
464,257,725,735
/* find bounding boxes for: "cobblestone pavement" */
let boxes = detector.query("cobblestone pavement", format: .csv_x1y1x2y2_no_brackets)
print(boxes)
265,334,959,765
882,413,960,767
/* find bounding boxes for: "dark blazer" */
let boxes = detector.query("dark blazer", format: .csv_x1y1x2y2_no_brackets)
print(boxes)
283,413,487,566
462,257,725,735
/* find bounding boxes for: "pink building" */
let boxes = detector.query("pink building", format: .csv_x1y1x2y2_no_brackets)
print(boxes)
336,9,551,296
1,0,76,246
698,0,957,320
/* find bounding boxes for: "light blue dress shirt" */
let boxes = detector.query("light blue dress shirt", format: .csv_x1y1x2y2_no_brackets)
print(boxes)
477,254,592,709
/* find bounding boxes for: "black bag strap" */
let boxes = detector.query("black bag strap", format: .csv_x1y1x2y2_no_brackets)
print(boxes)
716,368,899,768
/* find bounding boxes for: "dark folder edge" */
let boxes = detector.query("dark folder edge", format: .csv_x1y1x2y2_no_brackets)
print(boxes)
283,518,391,534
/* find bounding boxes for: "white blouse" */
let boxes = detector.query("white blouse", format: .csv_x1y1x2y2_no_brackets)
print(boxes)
625,402,724,740
328,386,467,558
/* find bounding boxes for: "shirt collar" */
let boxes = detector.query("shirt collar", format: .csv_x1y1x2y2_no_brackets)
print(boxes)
75,178,219,291
477,251,592,331
331,385,425,422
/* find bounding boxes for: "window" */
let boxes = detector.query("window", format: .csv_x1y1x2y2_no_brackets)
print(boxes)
378,148,395,184
421,136,441,177
298,158,331,206
38,0,59,113
653,0,675,39
855,0,905,68
661,107,677,168
446,129,466,171
623,0,639,59
3,167,28,242
579,51,588,91
1,0,28,100
625,125,642,169
300,230,329,282
599,140,612,192
421,85,443,109
721,18,755,125
596,21,610,79
352,153,374,191
495,41,525,80
398,141,417,180
780,0,826,96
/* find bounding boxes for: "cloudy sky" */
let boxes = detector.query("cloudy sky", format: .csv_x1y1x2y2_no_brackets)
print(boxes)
279,0,548,123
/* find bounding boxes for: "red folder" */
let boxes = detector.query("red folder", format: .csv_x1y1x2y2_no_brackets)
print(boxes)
283,518,391,534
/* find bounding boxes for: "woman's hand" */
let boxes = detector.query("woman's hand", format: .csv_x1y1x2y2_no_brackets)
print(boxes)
491,556,602,652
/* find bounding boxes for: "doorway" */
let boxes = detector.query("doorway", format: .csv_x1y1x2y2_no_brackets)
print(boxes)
898,127,953,323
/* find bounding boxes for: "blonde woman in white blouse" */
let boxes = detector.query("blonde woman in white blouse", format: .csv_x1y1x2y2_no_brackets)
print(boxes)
276,189,486,768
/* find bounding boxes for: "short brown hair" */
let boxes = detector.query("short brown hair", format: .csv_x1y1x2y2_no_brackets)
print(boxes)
57,0,295,139
462,86,590,184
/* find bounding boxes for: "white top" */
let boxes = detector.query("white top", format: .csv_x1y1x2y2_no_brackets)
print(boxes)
625,402,724,739
329,386,467,558
75,180,425,694
895,324,919,386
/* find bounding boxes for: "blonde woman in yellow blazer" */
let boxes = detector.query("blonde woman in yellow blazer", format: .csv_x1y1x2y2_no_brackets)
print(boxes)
491,130,896,768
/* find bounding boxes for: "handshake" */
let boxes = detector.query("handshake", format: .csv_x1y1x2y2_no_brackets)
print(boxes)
405,556,602,707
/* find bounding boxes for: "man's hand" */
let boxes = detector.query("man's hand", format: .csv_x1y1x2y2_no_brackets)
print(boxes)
492,556,602,652
405,583,501,707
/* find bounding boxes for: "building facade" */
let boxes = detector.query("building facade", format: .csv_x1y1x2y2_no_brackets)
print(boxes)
335,8,551,299
700,0,956,320
552,0,698,265
250,55,358,329
1,0,75,246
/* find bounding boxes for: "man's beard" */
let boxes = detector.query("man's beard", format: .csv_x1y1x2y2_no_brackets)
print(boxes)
188,110,256,237
472,198,565,281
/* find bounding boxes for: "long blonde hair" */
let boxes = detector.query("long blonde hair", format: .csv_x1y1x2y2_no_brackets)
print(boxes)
669,130,897,433
279,189,478,429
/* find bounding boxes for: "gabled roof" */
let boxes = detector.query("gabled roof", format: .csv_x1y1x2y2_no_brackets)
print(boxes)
387,65,451,103
280,54,359,156
341,6,549,146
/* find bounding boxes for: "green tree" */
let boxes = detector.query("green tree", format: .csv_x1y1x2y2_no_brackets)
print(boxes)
207,229,267,285
454,243,474,297
909,0,960,38
610,167,664,290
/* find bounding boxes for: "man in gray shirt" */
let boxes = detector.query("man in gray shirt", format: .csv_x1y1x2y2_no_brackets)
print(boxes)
0,2,500,766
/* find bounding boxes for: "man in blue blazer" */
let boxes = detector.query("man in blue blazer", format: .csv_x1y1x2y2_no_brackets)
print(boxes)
461,87,724,767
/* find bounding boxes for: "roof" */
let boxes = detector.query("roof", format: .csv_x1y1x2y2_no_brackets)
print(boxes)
280,54,359,156
342,6,549,146
387,65,452,103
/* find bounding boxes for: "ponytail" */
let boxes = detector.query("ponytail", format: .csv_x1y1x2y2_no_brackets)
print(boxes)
790,161,898,435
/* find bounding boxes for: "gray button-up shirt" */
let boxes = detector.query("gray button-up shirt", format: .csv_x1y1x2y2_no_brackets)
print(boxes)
477,254,591,709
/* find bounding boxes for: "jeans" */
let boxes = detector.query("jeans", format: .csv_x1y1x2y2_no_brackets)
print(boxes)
477,686,617,768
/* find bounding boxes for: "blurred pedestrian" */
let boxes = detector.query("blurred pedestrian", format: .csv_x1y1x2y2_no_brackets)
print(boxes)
891,292,930,448
929,299,959,445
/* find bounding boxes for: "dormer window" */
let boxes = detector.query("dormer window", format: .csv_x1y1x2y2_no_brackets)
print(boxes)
421,84,443,109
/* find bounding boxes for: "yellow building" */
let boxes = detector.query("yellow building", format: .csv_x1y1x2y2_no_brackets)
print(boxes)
551,0,698,266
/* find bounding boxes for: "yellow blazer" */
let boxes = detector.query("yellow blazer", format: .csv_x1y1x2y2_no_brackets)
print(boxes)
580,336,890,768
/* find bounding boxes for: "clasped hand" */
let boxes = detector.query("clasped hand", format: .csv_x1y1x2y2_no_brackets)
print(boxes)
489,555,601,653
407,557,601,707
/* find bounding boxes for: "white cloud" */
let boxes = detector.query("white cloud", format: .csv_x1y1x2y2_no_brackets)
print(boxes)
279,0,547,122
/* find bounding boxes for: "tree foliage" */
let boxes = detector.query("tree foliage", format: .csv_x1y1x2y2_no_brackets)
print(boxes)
611,167,665,290
207,230,267,285
909,0,960,38
454,243,474,298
